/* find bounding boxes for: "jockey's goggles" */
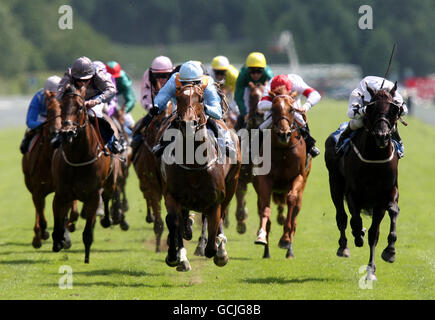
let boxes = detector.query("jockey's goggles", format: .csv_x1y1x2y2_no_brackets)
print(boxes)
213,69,227,77
180,80,202,86
248,67,264,74
154,72,171,79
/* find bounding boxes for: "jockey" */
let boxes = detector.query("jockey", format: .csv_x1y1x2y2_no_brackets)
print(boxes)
105,60,136,139
55,56,124,154
210,56,240,118
234,52,274,128
140,55,174,111
257,74,322,157
336,75,407,156
129,56,175,155
19,75,61,154
146,60,232,156
93,61,117,116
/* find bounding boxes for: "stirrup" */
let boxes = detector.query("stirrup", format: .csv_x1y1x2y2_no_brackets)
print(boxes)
310,146,320,157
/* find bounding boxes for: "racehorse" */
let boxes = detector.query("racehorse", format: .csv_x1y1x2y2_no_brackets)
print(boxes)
22,91,78,249
161,83,241,271
325,83,402,281
133,102,174,252
253,87,311,259
51,84,121,263
109,106,131,230
235,82,287,233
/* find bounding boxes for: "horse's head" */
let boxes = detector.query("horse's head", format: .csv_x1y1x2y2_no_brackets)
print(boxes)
45,90,62,135
270,86,298,146
60,84,87,143
248,82,265,128
364,82,401,148
175,84,206,134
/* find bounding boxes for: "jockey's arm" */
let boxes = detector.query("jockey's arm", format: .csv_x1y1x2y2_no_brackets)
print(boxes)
140,69,152,110
234,68,248,117
93,68,116,104
119,73,136,113
289,74,321,112
204,80,223,120
154,73,177,114
26,90,45,129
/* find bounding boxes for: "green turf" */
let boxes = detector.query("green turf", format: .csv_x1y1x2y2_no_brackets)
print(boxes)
0,99,433,300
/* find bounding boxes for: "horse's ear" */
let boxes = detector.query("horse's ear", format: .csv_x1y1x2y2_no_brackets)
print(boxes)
390,81,398,97
248,81,255,90
290,91,298,98
366,82,375,98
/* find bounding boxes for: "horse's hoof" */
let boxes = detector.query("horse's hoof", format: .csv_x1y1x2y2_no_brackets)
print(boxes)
176,260,192,272
120,219,129,231
100,217,112,228
354,237,364,247
236,222,246,234
337,247,350,258
366,270,377,281
42,230,50,240
381,248,396,263
155,246,161,253
278,239,291,249
52,242,64,252
32,238,42,249
214,254,229,267
165,255,179,268
145,214,155,224
84,257,89,264
286,248,294,259
67,224,76,233
194,245,205,256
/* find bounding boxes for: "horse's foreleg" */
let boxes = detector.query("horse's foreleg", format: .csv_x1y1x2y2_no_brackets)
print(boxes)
214,218,229,267
151,198,164,253
100,189,112,228
366,207,386,281
82,193,99,264
32,193,48,248
254,179,272,252
52,194,70,253
67,200,79,233
205,206,221,260
347,193,365,247
235,180,248,234
382,199,399,263
194,214,207,256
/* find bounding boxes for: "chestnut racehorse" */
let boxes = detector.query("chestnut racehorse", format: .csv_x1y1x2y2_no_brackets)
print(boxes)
234,82,270,233
133,102,173,252
325,83,402,281
22,91,78,249
161,83,241,271
51,84,121,263
253,87,312,259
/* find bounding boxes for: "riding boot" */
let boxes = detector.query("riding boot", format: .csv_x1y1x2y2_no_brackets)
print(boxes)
20,130,33,154
335,124,353,154
300,125,320,158
97,117,124,154
207,118,235,156
391,127,404,158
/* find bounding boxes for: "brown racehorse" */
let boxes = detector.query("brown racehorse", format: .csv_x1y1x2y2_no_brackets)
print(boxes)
51,84,121,263
133,101,173,252
253,87,311,259
22,91,79,249
325,83,402,281
161,83,241,271
109,106,131,230
235,82,272,233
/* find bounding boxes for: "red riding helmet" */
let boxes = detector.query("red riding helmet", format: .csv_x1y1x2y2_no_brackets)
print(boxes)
270,74,292,92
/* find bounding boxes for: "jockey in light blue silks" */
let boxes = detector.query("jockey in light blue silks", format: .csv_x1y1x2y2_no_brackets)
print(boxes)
336,76,408,157
142,60,233,156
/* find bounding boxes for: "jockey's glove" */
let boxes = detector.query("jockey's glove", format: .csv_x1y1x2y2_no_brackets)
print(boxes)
302,102,311,112
150,105,160,116
85,99,100,109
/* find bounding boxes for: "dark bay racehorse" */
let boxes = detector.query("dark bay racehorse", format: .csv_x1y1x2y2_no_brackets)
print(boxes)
22,91,78,248
325,82,402,281
133,102,174,252
161,83,241,271
235,82,270,233
253,87,311,259
51,84,121,263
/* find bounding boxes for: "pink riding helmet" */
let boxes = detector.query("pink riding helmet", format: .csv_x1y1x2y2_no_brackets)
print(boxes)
151,56,173,73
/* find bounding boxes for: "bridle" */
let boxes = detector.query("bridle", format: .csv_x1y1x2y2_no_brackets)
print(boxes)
61,92,87,132
176,84,207,130
364,98,400,138
271,94,300,135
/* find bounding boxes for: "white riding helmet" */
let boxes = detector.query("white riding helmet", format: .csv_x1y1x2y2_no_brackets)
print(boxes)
44,76,61,92
179,60,204,82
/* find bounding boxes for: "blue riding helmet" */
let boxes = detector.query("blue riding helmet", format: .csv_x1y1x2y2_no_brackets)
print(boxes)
179,61,203,82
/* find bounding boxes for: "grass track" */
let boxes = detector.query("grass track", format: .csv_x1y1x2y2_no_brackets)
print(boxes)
0,99,433,299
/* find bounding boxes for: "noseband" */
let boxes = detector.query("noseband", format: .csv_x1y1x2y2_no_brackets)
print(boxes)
176,84,206,130
271,95,299,134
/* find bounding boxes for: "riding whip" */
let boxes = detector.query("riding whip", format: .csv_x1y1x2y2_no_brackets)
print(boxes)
380,42,397,89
